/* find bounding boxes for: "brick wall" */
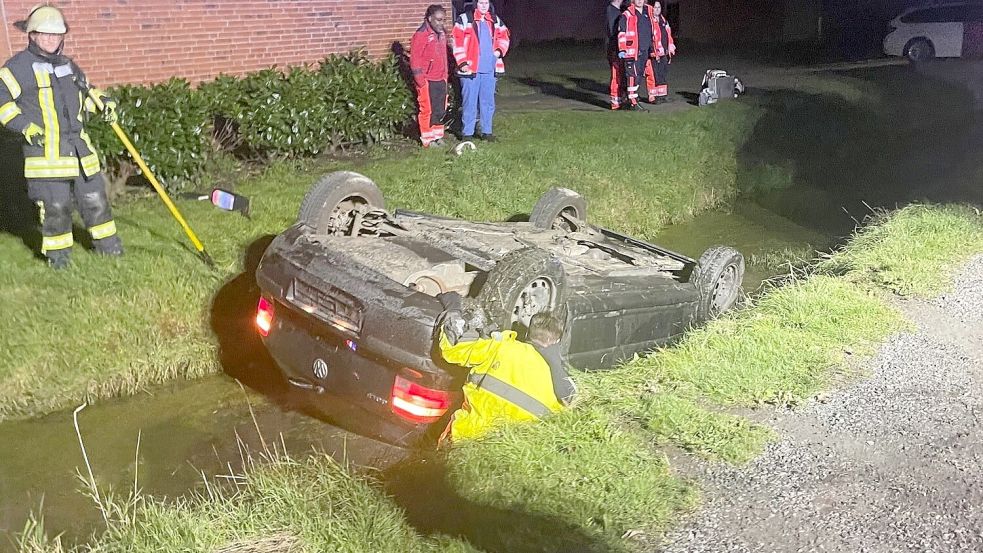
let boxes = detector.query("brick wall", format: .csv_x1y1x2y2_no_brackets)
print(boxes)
0,0,435,87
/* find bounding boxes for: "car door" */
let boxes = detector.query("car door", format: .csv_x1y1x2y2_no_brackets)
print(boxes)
930,5,968,57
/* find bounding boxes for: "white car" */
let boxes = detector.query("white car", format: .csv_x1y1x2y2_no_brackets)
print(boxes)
883,2,983,62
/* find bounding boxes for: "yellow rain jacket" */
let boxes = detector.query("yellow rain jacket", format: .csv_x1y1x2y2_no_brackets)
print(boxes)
440,329,564,441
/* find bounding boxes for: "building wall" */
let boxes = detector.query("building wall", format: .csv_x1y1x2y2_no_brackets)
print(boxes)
0,0,435,87
679,0,818,43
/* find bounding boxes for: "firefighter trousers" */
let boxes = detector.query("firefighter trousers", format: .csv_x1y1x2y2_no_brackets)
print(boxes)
417,79,448,146
646,57,670,100
623,50,650,105
608,51,625,108
27,172,122,263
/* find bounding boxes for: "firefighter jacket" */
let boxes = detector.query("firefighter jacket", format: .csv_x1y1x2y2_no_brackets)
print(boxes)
410,21,449,87
653,15,676,59
452,8,510,76
440,329,564,441
0,43,106,180
617,5,656,61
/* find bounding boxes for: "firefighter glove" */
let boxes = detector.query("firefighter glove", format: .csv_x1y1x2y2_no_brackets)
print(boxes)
22,123,43,147
102,97,119,124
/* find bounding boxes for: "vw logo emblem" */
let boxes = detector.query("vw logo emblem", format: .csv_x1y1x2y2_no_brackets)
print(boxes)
312,358,329,380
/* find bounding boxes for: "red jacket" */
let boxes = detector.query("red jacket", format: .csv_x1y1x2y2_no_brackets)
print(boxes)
410,22,448,86
617,5,655,61
452,9,510,75
653,15,676,58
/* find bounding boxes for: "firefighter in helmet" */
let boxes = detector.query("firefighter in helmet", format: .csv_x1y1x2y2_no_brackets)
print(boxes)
0,5,122,269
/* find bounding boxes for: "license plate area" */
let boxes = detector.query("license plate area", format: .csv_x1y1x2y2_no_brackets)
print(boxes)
286,278,364,335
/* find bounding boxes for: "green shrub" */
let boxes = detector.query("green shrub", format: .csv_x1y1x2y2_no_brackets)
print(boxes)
201,51,413,157
87,78,210,191
88,52,414,191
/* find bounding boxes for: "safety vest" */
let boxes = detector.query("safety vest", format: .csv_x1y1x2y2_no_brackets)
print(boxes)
440,329,563,441
0,45,103,180
452,9,510,75
654,15,676,58
617,5,655,61
410,22,449,85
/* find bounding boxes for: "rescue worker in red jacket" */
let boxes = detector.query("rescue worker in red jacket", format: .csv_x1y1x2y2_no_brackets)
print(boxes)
617,0,655,111
410,5,450,148
452,0,510,141
436,291,576,441
645,0,676,104
606,0,626,110
0,5,122,269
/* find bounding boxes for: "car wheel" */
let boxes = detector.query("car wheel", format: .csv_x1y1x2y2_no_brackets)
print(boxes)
297,171,385,234
478,247,567,331
694,245,745,320
905,38,935,63
529,188,588,231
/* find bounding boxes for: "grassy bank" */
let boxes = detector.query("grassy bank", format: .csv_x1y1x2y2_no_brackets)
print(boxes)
0,103,758,422
18,204,982,553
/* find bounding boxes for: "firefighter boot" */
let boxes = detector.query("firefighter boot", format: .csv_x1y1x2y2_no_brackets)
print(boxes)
47,249,71,270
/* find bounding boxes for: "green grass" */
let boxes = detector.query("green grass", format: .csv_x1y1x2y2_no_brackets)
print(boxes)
0,102,760,422
819,204,983,297
642,394,774,464
444,408,698,551
17,453,480,553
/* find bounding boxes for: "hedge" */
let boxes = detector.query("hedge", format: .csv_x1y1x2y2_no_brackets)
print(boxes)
86,51,414,191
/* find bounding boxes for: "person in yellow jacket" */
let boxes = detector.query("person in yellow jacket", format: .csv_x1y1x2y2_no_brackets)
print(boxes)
436,291,576,441
1,5,121,268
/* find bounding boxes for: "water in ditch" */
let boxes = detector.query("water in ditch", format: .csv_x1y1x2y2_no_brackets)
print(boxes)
0,199,836,549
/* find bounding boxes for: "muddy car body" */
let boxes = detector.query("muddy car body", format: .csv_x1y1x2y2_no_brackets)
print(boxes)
255,172,744,447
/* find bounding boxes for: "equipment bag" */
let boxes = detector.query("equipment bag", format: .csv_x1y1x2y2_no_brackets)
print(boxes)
698,69,745,106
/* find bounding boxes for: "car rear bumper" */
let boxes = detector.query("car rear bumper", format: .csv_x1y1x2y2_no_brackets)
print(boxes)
256,226,462,448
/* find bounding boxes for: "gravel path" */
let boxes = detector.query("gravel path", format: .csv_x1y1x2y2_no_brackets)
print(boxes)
658,254,983,553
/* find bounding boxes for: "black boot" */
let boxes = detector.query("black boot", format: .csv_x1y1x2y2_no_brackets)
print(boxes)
47,249,71,270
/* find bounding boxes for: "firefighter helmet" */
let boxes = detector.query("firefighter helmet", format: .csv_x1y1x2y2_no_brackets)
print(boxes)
25,5,68,34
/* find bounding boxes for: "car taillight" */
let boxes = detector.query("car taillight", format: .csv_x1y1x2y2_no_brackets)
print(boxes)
391,374,452,424
256,296,274,337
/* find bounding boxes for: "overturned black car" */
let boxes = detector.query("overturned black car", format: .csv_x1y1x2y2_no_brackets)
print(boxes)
255,171,745,447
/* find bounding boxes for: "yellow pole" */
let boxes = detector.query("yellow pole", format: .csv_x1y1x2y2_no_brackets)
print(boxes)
87,90,214,266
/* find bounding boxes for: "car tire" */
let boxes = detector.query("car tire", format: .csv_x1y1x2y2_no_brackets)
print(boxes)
529,187,588,231
478,247,567,331
297,171,385,234
905,38,935,63
694,245,745,320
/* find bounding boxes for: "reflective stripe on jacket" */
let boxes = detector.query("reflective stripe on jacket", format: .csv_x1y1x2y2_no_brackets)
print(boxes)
618,5,655,61
654,15,675,58
452,9,510,76
410,22,449,86
440,329,563,441
0,46,102,180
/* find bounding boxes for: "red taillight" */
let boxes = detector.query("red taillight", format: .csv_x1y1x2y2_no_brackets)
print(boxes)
256,296,274,337
391,374,452,424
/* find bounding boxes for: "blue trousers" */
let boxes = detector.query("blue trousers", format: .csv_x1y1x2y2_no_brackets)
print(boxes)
461,72,497,137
